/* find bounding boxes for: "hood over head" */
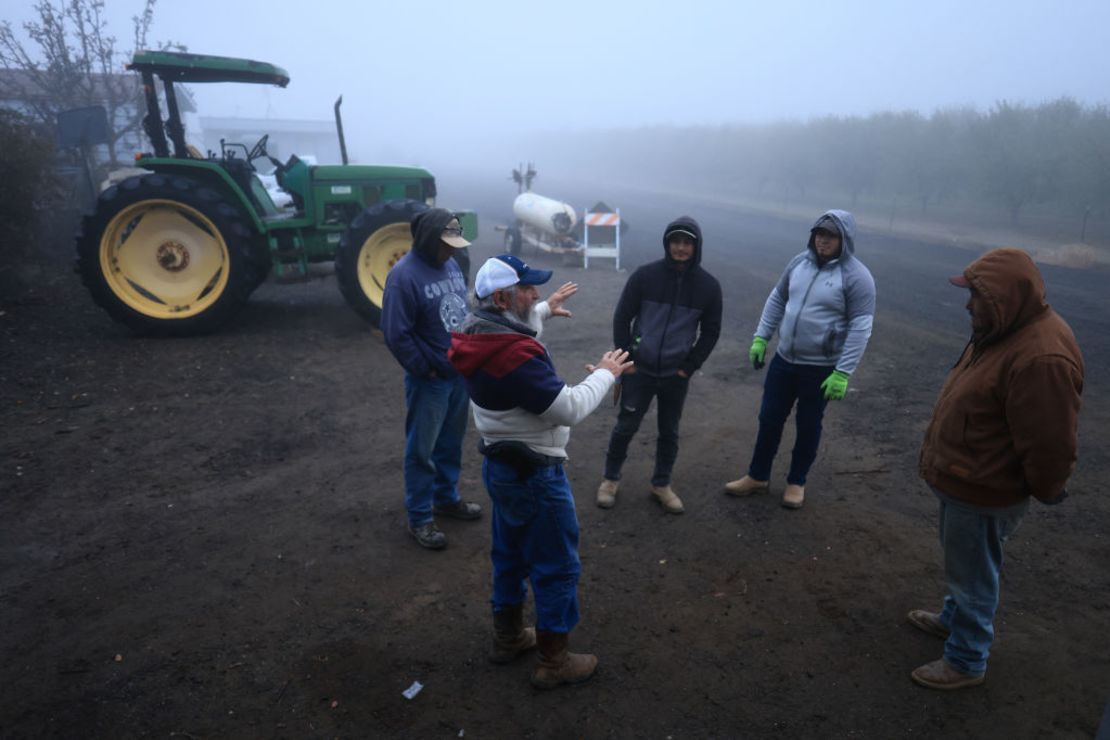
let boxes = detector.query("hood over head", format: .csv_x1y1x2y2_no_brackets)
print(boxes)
662,215,703,268
807,209,857,258
410,207,463,263
953,248,1048,345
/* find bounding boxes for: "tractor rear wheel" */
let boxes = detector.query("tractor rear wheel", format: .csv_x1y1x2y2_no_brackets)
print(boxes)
75,174,262,336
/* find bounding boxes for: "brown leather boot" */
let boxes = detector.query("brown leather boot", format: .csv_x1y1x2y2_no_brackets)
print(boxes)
530,630,598,689
490,605,537,664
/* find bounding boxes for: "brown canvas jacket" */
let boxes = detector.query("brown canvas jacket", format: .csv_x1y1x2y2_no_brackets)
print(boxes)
919,249,1084,507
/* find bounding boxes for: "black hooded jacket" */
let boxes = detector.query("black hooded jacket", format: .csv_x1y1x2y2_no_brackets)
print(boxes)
612,216,723,376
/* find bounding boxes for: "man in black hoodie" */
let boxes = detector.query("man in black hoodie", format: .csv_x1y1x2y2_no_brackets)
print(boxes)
596,216,723,513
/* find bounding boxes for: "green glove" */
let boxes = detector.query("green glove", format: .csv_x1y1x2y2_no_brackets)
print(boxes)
749,336,768,369
820,370,850,401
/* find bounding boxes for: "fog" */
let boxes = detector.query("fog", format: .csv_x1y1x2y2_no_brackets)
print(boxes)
7,0,1110,171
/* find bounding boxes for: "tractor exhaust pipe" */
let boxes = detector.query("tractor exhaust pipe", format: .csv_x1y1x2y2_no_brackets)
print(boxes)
334,95,349,165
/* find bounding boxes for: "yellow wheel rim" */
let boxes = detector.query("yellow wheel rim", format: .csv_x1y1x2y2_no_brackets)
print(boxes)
99,199,231,319
356,223,412,307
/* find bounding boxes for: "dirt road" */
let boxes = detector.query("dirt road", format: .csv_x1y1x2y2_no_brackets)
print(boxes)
2,176,1108,738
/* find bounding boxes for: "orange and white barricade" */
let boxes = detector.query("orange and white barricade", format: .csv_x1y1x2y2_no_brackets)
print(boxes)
582,208,621,270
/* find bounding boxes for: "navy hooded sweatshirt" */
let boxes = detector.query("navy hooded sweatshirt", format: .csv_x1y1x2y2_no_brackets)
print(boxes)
613,215,723,376
381,208,468,378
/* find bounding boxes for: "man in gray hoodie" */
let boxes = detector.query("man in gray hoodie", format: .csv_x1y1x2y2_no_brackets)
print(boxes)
724,210,875,509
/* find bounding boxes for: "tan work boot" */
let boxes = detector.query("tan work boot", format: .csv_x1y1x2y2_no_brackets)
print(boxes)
723,475,770,497
596,479,620,509
651,485,685,514
531,630,598,689
490,604,537,664
782,484,805,509
907,609,950,639
911,657,985,690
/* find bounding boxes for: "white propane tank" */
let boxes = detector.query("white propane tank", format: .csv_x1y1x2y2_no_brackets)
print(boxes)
512,192,577,236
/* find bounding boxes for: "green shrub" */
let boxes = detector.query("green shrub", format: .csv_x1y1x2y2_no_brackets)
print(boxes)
0,109,61,297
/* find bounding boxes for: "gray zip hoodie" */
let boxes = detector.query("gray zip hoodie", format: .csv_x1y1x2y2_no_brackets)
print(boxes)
755,210,876,374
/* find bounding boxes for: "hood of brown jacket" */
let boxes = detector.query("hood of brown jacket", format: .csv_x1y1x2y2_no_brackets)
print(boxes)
960,248,1048,346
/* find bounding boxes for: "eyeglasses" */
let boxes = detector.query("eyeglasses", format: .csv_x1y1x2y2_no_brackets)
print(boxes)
814,229,839,239
443,226,464,236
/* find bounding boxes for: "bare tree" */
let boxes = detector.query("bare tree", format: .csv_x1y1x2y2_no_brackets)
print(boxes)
0,0,181,166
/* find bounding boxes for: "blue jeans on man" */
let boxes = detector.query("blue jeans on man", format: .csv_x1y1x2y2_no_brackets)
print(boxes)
403,373,468,528
483,457,581,632
748,354,833,485
932,487,1028,675
604,371,690,486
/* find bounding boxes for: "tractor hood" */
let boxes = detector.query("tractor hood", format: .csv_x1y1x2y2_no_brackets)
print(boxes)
311,165,433,181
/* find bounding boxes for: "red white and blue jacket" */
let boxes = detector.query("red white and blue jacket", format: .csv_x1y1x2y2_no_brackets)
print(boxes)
449,308,614,459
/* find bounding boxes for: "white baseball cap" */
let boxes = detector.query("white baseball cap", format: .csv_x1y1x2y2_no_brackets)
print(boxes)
474,254,553,299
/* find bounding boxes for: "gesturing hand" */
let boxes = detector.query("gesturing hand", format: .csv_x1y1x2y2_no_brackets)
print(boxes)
546,282,578,318
587,349,634,378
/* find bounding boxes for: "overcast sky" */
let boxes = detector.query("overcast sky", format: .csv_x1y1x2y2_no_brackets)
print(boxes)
6,0,1110,167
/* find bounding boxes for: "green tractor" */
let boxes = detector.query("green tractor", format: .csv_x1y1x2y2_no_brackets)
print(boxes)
75,51,476,335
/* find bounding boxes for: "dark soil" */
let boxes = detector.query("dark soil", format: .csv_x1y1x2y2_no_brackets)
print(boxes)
2,178,1108,738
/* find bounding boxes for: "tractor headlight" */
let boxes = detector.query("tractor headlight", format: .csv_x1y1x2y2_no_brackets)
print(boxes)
425,196,436,207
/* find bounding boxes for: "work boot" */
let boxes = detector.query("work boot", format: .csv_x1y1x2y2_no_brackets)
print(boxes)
433,500,483,520
782,484,805,509
907,609,951,639
911,658,985,690
723,475,770,497
408,522,446,550
490,605,537,664
531,630,598,689
596,479,620,509
651,485,685,514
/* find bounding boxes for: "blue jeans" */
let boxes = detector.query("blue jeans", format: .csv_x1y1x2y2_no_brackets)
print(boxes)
403,373,468,528
483,457,581,633
604,371,690,486
934,490,1028,675
748,354,832,485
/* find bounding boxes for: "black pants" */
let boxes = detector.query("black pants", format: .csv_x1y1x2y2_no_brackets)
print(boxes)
603,371,690,487
748,354,832,486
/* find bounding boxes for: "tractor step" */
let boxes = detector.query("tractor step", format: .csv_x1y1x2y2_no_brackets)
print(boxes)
270,248,307,260
272,273,311,284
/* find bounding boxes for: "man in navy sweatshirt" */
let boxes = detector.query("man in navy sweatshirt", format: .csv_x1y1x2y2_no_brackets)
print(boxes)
596,216,723,514
381,208,483,550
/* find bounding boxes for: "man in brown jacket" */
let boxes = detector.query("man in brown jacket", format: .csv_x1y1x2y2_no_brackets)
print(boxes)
909,248,1083,690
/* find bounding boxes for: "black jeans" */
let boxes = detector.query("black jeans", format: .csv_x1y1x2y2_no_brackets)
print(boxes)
603,371,690,487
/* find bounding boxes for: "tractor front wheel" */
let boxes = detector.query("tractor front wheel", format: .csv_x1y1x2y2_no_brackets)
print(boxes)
75,174,262,336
